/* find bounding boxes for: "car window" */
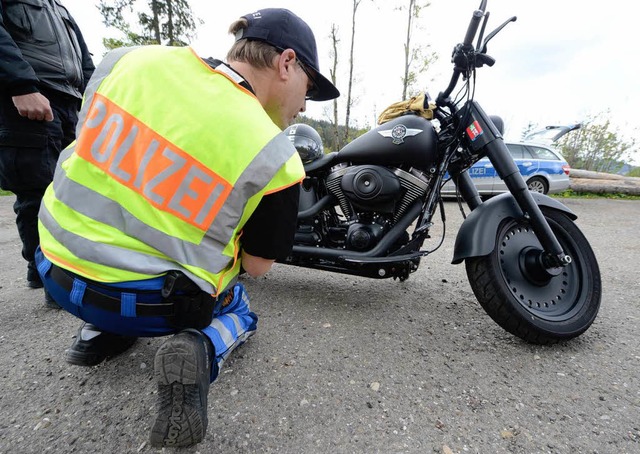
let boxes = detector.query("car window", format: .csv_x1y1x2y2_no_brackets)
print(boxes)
506,144,533,159
526,146,559,161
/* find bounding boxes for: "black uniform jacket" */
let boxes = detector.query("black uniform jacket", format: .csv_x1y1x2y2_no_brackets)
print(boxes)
0,0,94,98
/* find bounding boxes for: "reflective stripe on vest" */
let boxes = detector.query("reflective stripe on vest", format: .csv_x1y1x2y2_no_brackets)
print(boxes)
39,46,304,295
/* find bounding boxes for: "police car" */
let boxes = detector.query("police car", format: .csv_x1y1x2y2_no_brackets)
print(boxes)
442,124,579,196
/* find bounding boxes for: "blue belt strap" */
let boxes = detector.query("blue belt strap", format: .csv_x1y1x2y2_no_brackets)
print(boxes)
121,293,137,317
36,256,52,276
69,279,87,307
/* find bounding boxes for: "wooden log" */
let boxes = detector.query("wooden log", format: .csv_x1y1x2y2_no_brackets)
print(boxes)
570,177,640,195
569,169,625,180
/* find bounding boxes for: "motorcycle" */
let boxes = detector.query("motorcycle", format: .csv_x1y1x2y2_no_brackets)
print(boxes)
279,0,601,344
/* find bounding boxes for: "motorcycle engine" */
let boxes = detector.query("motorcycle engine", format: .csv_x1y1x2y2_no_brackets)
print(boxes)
341,165,401,213
325,164,431,251
346,221,385,251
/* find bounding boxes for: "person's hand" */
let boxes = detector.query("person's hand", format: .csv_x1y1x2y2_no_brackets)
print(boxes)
12,92,54,121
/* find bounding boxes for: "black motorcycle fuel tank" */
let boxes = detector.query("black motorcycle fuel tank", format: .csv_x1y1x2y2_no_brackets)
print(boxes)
337,115,438,171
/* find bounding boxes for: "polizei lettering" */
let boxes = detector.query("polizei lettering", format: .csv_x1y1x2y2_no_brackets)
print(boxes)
75,94,232,230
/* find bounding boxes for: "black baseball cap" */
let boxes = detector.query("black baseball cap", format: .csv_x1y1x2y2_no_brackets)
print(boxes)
236,8,340,102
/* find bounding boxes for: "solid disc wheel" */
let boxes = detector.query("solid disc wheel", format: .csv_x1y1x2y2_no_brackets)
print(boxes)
526,176,549,194
465,208,601,344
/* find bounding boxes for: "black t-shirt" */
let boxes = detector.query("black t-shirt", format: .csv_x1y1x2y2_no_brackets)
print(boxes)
241,183,300,260
200,58,300,260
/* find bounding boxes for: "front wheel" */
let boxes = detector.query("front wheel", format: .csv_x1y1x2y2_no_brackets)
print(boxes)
465,208,601,344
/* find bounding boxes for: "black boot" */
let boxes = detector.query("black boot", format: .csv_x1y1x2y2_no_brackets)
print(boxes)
150,329,215,448
65,323,137,366
26,262,43,289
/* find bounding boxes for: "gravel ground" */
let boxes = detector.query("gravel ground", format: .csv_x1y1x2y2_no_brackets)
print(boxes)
0,195,638,454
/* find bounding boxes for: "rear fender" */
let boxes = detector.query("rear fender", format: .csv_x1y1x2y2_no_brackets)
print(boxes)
452,192,576,264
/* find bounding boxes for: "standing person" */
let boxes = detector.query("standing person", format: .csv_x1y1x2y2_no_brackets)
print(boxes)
0,0,95,302
35,8,339,448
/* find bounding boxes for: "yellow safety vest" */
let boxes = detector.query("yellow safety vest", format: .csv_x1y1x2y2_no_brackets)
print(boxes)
39,46,304,296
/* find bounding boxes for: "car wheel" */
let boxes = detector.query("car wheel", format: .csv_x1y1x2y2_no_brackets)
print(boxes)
527,176,548,194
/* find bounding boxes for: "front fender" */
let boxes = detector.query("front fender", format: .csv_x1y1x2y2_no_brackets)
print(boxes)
452,192,576,264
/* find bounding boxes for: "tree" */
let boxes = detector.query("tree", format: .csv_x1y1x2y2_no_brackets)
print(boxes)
520,121,537,141
298,115,367,154
98,0,201,51
556,113,637,173
399,0,437,100
343,0,363,145
329,24,342,150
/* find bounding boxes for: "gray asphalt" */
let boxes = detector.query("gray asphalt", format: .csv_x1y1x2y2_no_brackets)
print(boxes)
0,195,638,454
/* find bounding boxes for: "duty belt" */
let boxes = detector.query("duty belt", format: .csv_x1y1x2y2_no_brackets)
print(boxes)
50,264,175,316
50,264,218,329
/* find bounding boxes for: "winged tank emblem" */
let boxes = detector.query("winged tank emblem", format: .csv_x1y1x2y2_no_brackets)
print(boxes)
378,124,423,145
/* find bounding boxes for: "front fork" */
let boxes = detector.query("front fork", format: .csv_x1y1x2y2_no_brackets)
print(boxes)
456,102,572,269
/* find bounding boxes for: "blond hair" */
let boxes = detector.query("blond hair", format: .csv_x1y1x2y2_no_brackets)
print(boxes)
226,18,281,68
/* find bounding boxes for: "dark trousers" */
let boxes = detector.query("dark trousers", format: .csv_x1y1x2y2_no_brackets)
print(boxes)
0,89,79,280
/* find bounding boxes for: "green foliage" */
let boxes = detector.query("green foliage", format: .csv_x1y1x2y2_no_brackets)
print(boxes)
297,115,368,153
102,34,156,51
0,189,12,196
551,189,640,200
626,166,640,177
98,0,202,51
555,112,637,173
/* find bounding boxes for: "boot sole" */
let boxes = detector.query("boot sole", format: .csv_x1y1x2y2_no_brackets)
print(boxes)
65,349,103,367
150,335,208,447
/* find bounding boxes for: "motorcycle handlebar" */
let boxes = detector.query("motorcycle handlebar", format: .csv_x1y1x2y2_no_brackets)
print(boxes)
437,69,461,107
436,1,488,106
463,8,485,47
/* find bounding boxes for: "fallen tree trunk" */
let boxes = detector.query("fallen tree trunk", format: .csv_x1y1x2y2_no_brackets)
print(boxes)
570,176,640,195
568,169,640,195
569,169,626,180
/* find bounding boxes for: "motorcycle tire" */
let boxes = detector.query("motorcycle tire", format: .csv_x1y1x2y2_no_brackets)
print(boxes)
465,207,601,344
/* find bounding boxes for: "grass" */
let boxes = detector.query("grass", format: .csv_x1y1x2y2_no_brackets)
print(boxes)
551,189,640,200
0,189,12,196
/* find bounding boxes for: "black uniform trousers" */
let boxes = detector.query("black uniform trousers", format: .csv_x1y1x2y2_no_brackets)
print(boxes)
0,89,80,282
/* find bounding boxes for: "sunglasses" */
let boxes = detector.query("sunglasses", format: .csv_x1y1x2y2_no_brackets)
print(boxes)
296,59,319,101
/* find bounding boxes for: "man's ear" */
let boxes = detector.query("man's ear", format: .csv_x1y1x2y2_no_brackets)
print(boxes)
277,48,297,80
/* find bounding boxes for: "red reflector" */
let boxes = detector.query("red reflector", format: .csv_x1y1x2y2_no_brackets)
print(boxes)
562,165,571,175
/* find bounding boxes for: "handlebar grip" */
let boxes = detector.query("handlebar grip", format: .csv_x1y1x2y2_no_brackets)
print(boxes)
463,9,485,47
